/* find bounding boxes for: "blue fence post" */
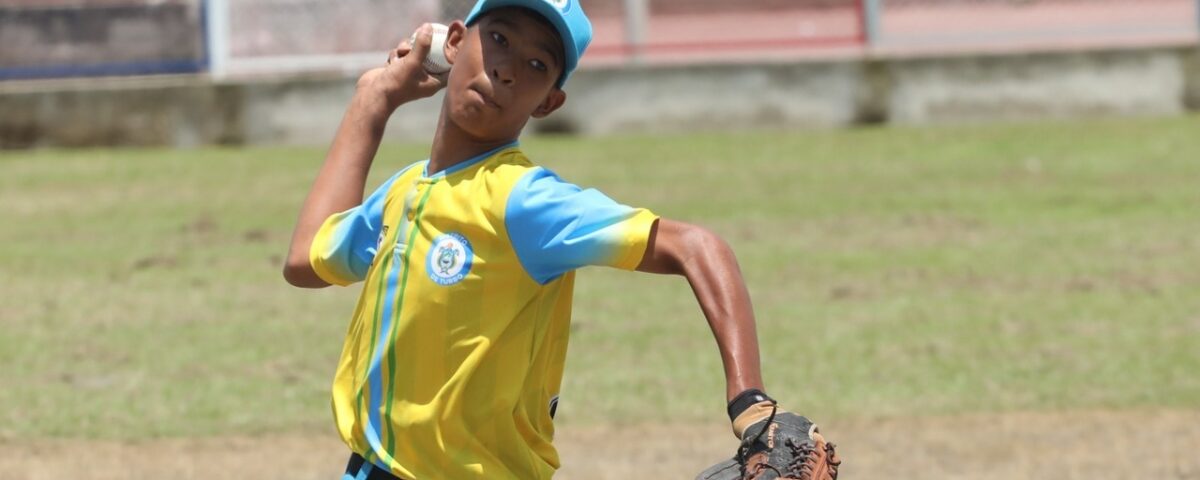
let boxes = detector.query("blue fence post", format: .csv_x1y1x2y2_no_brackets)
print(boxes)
205,0,229,79
623,0,648,64
864,0,882,50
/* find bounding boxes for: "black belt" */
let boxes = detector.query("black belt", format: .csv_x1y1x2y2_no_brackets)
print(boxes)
345,453,406,480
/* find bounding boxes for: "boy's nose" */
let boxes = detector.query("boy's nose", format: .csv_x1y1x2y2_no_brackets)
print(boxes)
491,64,515,86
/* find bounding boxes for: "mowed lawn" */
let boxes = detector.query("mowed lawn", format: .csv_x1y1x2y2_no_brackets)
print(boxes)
0,116,1197,440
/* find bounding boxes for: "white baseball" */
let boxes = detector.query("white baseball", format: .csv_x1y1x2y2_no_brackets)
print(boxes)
410,23,451,76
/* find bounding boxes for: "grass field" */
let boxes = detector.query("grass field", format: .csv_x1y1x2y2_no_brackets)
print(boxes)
1,115,1198,477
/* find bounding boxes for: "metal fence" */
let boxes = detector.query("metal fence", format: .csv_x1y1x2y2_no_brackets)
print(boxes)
205,0,866,77
580,0,866,65
0,0,206,80
868,0,1200,54
0,0,1197,81
204,0,435,78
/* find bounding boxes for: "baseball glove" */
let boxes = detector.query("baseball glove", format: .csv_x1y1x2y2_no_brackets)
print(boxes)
696,400,840,480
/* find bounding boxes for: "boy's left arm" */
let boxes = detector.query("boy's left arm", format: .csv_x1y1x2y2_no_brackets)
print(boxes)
638,218,841,479
635,218,764,402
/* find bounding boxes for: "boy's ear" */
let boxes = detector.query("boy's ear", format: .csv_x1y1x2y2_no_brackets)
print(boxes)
532,89,566,118
444,20,467,66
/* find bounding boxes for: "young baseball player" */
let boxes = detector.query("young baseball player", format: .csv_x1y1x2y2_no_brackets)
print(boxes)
284,0,838,478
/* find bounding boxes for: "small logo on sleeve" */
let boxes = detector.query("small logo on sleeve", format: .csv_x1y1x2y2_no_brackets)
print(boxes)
547,0,570,13
426,232,473,286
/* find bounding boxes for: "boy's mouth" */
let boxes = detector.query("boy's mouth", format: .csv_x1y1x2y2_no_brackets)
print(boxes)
469,85,502,110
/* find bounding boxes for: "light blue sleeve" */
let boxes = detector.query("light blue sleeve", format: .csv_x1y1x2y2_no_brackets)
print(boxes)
309,167,412,286
505,167,659,285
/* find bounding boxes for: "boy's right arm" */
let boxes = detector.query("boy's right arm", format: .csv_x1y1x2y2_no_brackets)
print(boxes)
283,25,446,288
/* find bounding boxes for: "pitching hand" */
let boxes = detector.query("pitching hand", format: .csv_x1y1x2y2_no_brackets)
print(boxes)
360,23,450,110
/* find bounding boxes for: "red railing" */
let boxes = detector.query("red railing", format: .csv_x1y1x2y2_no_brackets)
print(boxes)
580,0,870,65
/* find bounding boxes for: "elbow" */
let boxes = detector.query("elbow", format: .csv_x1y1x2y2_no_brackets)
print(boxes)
282,262,305,287
699,225,729,249
282,257,328,289
681,223,730,259
641,219,735,276
669,221,732,274
281,261,308,287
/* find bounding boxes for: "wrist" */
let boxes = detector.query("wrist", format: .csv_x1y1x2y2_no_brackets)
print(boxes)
355,71,411,114
728,389,773,421
728,389,777,439
350,82,403,123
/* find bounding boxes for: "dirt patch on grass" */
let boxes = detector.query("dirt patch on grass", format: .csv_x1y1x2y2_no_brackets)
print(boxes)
2,410,1197,480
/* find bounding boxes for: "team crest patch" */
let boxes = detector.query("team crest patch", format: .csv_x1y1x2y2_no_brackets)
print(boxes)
426,233,473,286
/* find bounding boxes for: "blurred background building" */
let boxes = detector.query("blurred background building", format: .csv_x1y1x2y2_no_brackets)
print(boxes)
1,0,1198,147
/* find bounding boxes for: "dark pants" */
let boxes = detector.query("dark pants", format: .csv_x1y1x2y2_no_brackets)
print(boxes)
343,453,405,480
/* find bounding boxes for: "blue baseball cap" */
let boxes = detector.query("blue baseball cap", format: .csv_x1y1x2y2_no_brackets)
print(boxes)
464,0,592,88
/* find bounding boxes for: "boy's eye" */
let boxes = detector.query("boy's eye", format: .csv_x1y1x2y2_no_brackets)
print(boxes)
530,59,547,72
490,32,508,47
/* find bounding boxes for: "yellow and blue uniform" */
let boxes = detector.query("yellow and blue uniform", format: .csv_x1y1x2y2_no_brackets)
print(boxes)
311,143,657,479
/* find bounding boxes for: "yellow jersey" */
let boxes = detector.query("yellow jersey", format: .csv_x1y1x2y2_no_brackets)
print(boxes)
310,143,657,479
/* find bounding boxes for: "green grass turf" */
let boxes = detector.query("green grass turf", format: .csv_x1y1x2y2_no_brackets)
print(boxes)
1,115,1197,439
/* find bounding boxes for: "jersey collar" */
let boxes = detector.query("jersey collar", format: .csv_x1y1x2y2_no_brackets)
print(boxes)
423,141,521,179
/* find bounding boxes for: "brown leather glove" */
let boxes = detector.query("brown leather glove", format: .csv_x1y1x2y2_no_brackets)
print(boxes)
697,392,840,480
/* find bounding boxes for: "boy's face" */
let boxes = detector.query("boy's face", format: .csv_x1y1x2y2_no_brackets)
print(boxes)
442,8,567,141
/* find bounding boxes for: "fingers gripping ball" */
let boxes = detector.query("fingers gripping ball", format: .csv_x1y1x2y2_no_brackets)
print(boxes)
697,401,841,480
410,23,451,76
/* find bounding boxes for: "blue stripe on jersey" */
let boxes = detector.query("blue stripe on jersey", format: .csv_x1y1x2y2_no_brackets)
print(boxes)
358,462,374,480
365,246,402,464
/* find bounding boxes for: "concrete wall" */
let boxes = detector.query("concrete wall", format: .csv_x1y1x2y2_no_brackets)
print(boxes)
539,60,865,135
1,45,1197,149
885,49,1192,123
